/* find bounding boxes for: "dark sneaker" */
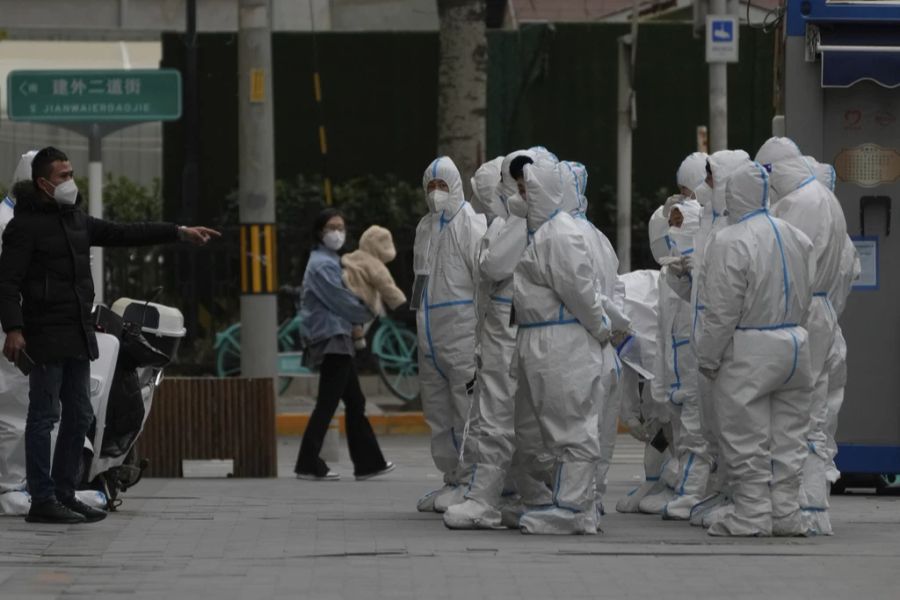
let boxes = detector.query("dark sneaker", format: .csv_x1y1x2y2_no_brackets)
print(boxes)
26,499,87,524
61,499,108,523
296,470,340,481
355,462,396,481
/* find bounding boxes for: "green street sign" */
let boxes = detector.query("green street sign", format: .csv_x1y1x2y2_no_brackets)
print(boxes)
6,69,182,122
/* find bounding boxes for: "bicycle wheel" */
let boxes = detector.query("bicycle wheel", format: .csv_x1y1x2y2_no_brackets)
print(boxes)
372,320,419,402
215,324,242,377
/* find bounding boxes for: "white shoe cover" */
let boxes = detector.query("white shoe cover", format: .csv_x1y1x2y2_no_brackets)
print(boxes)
433,484,467,513
443,498,503,530
663,494,700,520
707,515,770,537
638,487,676,515
799,452,833,535
701,499,734,528
519,506,598,535
75,489,108,510
0,490,30,515
417,484,454,513
689,492,729,527
616,480,664,514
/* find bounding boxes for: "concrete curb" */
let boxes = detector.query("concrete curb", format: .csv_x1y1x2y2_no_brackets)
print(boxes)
277,412,629,436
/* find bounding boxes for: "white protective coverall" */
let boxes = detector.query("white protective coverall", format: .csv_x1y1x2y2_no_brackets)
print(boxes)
756,138,849,535
808,157,860,485
616,206,680,514
414,157,487,512
559,161,629,511
694,161,816,537
513,156,611,535
444,155,527,528
664,150,752,525
0,151,37,515
657,199,715,519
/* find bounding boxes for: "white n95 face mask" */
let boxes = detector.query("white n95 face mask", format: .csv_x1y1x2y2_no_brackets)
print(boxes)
507,193,528,219
322,230,345,251
693,182,712,207
51,179,78,206
426,189,453,214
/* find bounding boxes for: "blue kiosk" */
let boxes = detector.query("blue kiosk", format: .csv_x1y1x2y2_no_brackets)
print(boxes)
784,0,900,488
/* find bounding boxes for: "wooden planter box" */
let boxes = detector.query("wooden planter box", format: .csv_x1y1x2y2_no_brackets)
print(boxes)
135,377,277,478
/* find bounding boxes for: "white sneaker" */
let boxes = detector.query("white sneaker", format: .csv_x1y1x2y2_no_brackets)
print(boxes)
296,470,340,481
443,499,503,530
355,462,396,481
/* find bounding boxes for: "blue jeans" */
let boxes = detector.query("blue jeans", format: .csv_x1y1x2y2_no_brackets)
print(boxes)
25,359,93,503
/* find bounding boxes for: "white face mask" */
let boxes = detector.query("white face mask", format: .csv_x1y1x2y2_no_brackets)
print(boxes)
426,189,455,215
507,193,528,218
48,178,78,205
667,227,694,255
322,230,345,251
694,183,712,207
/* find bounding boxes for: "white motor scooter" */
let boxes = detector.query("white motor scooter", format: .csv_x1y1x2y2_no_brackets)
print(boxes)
85,297,185,510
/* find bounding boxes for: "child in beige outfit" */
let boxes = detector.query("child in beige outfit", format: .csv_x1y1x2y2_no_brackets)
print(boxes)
342,225,407,348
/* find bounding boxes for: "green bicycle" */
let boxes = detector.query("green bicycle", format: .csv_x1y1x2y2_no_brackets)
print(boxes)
214,292,419,402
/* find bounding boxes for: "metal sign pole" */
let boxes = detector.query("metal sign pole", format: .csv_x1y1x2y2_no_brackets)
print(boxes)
88,123,105,304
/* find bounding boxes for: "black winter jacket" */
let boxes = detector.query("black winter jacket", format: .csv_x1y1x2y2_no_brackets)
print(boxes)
0,181,180,364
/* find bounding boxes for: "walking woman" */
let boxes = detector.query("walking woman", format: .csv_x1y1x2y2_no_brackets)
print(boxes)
294,208,395,481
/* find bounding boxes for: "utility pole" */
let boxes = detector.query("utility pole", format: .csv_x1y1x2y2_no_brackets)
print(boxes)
180,0,199,342
708,0,729,152
238,0,278,380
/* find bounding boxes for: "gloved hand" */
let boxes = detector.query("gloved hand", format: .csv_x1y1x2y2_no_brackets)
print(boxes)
660,255,692,277
594,326,611,345
625,417,656,442
699,366,719,380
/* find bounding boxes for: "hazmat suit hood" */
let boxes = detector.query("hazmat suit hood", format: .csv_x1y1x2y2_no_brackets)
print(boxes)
566,161,589,214
724,160,770,224
706,149,751,214
648,205,670,265
499,149,536,219
676,152,709,197
560,161,588,217
522,156,566,232
423,156,466,220
754,137,816,203
7,150,38,202
358,224,397,263
806,156,837,192
470,156,505,221
667,199,702,253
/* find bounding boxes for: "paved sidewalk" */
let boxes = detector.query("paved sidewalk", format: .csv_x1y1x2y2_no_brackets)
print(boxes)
0,434,898,599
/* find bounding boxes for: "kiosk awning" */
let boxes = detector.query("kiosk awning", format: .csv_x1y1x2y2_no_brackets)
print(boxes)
819,26,900,89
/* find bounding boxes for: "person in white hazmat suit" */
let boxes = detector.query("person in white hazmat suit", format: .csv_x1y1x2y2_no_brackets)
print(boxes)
755,137,849,535
665,150,752,526
558,161,630,513
443,155,526,528
657,199,716,520
509,153,612,535
0,151,38,515
616,206,677,514
808,157,860,486
414,157,487,513
638,152,711,516
694,160,817,537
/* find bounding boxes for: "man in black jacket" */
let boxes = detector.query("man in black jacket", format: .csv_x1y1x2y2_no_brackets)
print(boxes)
0,146,219,524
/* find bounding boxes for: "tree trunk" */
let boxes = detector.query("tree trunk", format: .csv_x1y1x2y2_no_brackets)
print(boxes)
436,0,487,198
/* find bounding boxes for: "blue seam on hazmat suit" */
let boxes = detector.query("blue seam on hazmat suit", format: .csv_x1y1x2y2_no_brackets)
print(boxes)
550,463,582,513
668,337,690,406
428,299,474,309
422,287,448,380
785,330,799,384
490,296,512,304
2,196,13,208
677,452,696,496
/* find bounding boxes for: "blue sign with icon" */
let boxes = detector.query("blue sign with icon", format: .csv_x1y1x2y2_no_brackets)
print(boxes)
711,19,734,42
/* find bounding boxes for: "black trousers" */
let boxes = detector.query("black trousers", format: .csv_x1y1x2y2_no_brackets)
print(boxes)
294,353,387,477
